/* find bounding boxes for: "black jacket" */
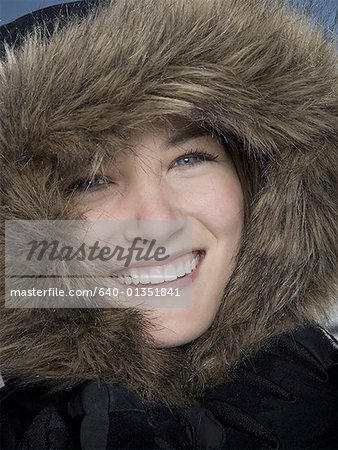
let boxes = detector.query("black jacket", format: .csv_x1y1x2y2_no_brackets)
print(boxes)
2,324,338,449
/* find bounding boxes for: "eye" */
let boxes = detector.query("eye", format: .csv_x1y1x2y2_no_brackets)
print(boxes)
169,148,219,169
65,175,112,194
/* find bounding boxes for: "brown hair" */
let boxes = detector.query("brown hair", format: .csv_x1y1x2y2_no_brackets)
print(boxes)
219,132,264,226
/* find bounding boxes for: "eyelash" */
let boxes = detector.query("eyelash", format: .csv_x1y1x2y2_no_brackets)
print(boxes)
169,148,219,169
67,149,219,194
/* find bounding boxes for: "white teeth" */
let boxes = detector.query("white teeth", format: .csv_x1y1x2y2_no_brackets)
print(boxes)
191,258,197,271
131,277,139,285
124,276,132,285
184,258,191,274
130,269,139,284
163,264,178,282
139,272,150,284
114,251,203,286
176,261,186,278
149,266,164,284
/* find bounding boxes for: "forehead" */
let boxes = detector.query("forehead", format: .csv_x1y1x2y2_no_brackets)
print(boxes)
127,118,222,151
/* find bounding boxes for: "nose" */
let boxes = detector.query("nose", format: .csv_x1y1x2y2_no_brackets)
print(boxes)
121,178,185,245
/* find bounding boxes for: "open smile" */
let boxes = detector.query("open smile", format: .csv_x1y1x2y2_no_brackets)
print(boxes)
112,250,206,287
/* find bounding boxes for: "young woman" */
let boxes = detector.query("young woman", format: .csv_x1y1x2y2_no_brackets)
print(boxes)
0,0,337,448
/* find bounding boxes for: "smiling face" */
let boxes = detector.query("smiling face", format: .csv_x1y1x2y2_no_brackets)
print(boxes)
70,120,244,347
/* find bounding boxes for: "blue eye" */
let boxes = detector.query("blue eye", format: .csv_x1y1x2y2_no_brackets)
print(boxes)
66,149,219,194
170,150,219,169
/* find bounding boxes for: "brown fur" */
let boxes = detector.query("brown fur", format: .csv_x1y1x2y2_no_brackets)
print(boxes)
0,0,337,406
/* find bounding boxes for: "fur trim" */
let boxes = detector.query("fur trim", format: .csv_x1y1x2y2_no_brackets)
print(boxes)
0,0,337,406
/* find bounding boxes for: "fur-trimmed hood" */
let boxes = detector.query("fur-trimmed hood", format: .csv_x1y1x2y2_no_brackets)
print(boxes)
0,0,337,406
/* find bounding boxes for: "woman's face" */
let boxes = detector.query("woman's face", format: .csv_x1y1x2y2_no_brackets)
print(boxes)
73,122,244,347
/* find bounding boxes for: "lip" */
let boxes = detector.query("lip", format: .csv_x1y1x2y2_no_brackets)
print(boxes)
113,250,206,288
112,249,204,275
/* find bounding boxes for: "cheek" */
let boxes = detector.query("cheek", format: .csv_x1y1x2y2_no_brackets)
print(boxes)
178,172,244,236
75,195,115,219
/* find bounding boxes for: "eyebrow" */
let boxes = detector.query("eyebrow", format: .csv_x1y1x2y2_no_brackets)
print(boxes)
164,128,212,149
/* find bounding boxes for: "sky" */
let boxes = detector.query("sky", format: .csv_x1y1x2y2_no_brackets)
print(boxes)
0,0,337,35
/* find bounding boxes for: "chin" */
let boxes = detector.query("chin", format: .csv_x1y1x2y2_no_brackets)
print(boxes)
147,313,213,348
